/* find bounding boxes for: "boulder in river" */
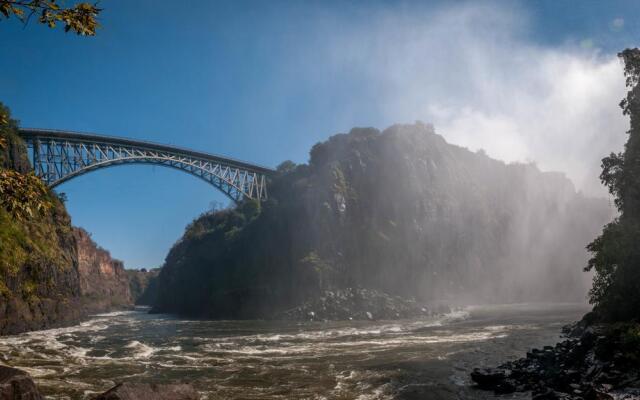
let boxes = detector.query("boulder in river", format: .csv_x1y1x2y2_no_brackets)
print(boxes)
0,365,43,400
92,382,199,400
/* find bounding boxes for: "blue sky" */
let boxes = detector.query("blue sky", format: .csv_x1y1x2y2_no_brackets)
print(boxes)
2,0,639,268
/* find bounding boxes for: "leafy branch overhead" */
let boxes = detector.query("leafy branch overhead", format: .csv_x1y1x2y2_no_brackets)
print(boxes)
0,0,101,35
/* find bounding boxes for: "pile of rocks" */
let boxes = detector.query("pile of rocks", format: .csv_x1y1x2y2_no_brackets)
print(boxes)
471,321,640,399
0,365,42,400
92,382,199,400
277,288,442,321
0,365,199,400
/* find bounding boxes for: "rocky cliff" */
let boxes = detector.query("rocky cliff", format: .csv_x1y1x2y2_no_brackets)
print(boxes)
0,103,154,334
153,123,613,319
0,105,84,334
74,228,134,313
126,268,160,306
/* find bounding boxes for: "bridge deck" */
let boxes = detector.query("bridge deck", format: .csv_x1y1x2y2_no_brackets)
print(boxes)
19,128,275,174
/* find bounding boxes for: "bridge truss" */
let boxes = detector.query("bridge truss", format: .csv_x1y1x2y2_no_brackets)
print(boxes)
19,129,273,203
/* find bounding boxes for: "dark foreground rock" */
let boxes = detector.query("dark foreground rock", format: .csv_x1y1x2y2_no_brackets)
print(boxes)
0,365,42,400
471,320,640,399
276,288,443,321
92,382,199,400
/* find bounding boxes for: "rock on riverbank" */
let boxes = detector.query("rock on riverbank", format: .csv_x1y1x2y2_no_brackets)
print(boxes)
276,288,443,321
0,365,42,399
92,382,199,400
0,364,201,400
471,319,640,399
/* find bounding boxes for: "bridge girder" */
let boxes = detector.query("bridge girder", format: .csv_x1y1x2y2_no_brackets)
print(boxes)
19,129,273,203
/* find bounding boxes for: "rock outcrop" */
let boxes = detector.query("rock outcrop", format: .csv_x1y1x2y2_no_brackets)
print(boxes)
153,123,613,319
0,365,43,400
0,104,153,334
471,320,640,399
277,288,435,321
92,382,199,400
74,228,133,313
0,367,200,400
0,105,83,335
126,268,160,306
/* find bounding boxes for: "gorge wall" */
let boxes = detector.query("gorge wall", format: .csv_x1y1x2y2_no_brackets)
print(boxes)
153,123,614,319
74,228,134,313
127,268,160,306
0,109,82,334
0,104,157,334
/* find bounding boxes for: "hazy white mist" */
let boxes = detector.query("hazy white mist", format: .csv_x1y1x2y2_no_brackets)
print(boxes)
318,2,628,197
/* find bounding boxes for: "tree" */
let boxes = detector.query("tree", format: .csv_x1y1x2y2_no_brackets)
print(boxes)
276,160,297,175
0,0,100,35
586,48,640,321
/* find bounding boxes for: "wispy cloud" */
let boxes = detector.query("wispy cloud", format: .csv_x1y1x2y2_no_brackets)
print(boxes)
611,17,625,32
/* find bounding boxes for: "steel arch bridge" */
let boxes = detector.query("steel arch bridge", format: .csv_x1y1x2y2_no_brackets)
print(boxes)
19,129,274,203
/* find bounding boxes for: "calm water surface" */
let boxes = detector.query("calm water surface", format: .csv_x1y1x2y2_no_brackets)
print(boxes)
0,303,589,399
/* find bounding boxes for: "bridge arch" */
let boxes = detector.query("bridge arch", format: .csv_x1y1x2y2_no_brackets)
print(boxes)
19,129,274,203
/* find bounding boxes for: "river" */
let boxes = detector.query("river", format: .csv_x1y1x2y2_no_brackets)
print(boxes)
0,303,588,399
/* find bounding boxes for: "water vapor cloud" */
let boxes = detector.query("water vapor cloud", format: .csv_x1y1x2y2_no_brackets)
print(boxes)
320,2,627,196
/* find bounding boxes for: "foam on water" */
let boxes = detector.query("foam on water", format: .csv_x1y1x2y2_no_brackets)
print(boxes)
124,341,156,359
0,303,588,399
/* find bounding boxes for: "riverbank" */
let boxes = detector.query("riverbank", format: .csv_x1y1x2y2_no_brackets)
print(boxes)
471,317,640,399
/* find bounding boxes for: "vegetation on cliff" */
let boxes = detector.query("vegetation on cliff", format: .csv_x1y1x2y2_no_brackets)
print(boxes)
0,103,83,333
153,123,611,319
0,103,153,334
585,49,640,322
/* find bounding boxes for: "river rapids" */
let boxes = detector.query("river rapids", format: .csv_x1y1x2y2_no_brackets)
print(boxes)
0,303,588,399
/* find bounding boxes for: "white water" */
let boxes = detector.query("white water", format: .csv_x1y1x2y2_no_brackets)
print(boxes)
0,303,589,399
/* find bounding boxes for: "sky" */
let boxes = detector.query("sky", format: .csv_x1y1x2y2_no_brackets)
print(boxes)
2,0,639,269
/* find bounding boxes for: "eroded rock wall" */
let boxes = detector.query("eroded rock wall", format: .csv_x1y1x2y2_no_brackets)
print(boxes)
153,123,614,319
73,228,133,313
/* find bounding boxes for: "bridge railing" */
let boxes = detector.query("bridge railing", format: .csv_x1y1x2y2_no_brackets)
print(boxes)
20,129,273,203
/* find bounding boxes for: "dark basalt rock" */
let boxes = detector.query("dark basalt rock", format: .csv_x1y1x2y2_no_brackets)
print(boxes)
92,382,199,400
0,365,43,400
470,368,510,387
471,322,639,400
275,288,436,321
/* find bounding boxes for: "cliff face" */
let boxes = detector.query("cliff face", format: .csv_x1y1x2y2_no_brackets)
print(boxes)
153,123,613,319
127,268,160,306
0,203,83,334
0,103,148,334
73,228,133,313
0,107,83,334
